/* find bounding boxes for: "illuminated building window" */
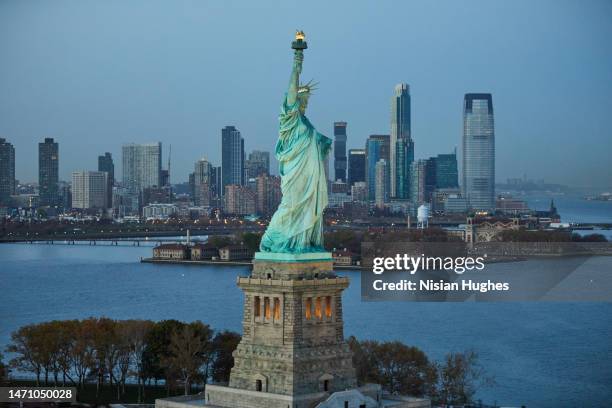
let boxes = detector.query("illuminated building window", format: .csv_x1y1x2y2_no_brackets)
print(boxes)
264,297,271,320
273,297,281,321
315,297,322,319
305,297,312,320
254,296,260,318
325,296,332,318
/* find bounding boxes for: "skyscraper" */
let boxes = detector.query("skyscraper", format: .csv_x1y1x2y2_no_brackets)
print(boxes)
221,125,244,190
390,83,411,198
462,93,495,212
245,150,270,179
435,151,459,189
224,184,256,215
71,171,108,209
98,152,114,185
255,174,282,216
395,138,414,199
39,138,59,207
365,135,390,201
375,159,389,209
347,148,366,186
211,166,222,200
194,158,213,206
122,143,162,193
0,138,15,205
333,122,347,182
424,157,437,203
98,152,114,208
410,159,427,206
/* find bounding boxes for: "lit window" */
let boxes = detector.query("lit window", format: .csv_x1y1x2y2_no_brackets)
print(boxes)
305,297,312,320
273,297,281,320
254,296,260,318
325,296,332,318
315,297,322,319
264,297,271,320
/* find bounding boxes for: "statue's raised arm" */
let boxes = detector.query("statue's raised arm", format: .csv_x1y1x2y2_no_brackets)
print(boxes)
287,50,303,106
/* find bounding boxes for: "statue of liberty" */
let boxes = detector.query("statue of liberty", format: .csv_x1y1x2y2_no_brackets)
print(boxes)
259,31,332,254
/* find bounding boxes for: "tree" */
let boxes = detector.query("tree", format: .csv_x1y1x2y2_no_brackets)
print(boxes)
6,324,44,385
208,236,234,248
163,321,213,395
241,232,261,252
72,318,96,388
438,350,494,405
144,319,186,394
211,331,241,383
0,352,8,384
572,233,608,242
348,338,437,397
123,320,155,403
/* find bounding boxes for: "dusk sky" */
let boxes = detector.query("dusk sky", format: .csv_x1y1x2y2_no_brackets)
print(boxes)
1,0,611,189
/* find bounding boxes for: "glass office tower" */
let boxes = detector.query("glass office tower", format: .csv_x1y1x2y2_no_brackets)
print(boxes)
390,83,411,198
334,122,348,182
0,138,15,205
122,143,162,193
39,138,59,206
347,148,366,186
221,125,245,191
462,93,495,212
366,135,390,201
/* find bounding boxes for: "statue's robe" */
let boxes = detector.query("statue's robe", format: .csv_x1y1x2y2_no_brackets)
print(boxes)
259,95,332,253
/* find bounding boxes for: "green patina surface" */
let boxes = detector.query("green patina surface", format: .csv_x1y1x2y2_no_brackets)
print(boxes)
259,45,332,255
254,251,332,262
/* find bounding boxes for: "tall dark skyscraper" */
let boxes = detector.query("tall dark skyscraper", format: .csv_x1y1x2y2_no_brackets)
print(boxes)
424,157,437,203
0,138,16,205
435,152,459,189
221,125,244,191
98,152,114,208
347,149,366,186
395,138,414,199
333,122,347,182
366,135,390,201
390,83,412,198
98,152,114,185
211,166,222,200
39,138,59,207
462,93,495,212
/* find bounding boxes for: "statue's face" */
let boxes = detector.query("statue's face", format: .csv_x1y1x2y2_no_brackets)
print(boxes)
298,93,309,114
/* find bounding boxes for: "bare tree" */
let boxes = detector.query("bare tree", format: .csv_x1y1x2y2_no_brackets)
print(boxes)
438,350,494,405
163,322,212,395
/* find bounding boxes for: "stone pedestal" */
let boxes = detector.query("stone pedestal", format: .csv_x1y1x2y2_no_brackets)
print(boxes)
206,253,357,407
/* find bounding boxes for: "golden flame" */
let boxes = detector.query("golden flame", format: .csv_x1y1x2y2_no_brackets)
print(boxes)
295,30,305,41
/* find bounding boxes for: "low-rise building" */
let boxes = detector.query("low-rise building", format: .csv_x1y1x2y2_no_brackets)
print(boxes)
465,216,520,243
333,249,357,266
219,245,253,261
496,195,530,215
191,243,219,260
153,244,189,260
143,203,178,220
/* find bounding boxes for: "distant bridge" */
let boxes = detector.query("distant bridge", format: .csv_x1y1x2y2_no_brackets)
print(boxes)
0,225,264,244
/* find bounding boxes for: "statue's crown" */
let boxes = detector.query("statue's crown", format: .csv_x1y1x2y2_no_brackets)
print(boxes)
298,79,318,94
295,30,306,41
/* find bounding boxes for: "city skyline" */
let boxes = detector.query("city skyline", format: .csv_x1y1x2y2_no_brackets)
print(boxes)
1,1,611,189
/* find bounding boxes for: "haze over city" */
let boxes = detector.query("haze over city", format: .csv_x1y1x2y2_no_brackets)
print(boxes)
1,0,611,188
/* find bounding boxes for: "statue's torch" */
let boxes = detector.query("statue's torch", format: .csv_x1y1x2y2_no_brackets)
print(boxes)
292,30,308,50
